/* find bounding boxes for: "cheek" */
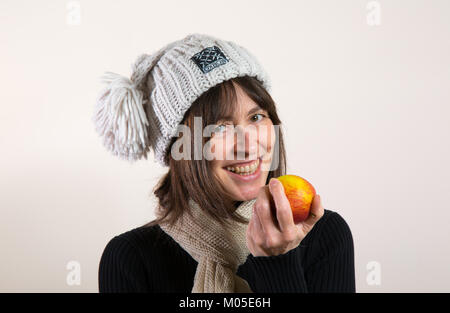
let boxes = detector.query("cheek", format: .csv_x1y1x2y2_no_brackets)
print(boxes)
257,122,276,172
258,122,276,155
206,134,234,162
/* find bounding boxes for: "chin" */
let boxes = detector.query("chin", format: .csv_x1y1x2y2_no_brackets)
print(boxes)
227,175,269,201
233,190,259,201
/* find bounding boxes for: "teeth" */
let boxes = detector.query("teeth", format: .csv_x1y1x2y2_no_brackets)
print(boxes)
226,159,259,175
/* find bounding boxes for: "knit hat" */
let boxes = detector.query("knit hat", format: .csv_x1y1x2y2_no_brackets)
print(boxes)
93,33,272,167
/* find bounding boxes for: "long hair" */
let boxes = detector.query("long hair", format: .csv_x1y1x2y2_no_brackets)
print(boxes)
144,75,286,229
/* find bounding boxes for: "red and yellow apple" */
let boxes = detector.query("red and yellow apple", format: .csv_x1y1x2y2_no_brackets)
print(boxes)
276,175,316,224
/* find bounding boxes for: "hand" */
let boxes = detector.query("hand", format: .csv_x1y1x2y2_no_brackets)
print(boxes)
246,178,324,257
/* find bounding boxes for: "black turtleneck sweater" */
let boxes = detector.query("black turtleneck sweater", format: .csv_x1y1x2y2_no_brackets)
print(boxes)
98,208,355,293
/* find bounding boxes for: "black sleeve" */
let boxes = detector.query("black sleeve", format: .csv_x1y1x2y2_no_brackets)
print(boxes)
98,235,151,293
246,211,355,293
304,211,356,293
246,244,308,292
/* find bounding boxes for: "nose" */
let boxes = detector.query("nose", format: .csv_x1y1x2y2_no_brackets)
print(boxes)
233,124,258,160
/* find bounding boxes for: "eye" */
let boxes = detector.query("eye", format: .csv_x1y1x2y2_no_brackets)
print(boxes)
214,124,226,133
213,123,232,134
251,113,265,122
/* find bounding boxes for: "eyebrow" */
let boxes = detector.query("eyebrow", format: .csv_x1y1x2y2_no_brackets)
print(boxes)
218,105,264,122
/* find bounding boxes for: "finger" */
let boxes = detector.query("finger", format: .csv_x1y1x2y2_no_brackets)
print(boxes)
246,214,256,250
268,178,296,233
302,194,325,230
251,205,267,249
247,215,264,256
247,213,267,256
254,186,281,237
252,203,266,236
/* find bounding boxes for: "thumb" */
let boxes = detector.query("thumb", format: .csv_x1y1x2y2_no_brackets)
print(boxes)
303,194,324,228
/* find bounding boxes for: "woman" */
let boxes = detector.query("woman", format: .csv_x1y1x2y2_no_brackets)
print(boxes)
95,33,355,293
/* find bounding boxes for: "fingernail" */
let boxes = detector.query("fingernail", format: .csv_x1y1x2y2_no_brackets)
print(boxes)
269,178,277,188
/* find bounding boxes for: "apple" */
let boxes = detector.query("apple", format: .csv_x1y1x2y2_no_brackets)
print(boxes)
276,175,316,224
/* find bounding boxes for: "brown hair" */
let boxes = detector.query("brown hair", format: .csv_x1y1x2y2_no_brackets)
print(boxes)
144,75,286,229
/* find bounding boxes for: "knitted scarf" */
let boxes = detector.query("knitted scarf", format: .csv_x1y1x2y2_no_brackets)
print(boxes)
158,198,256,293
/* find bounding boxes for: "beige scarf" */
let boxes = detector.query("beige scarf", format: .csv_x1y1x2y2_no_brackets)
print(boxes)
158,198,256,293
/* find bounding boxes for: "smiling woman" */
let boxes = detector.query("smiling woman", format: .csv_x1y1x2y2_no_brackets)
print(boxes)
95,33,355,293
145,75,286,231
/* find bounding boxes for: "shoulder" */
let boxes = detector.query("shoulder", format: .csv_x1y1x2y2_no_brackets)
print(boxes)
98,224,170,292
324,210,353,242
308,208,354,256
320,209,353,237
100,224,168,261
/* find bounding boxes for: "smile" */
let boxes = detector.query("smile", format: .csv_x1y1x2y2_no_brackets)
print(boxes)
226,158,260,175
223,157,263,182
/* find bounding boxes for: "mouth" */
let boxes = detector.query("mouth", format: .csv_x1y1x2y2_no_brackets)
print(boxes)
223,157,262,181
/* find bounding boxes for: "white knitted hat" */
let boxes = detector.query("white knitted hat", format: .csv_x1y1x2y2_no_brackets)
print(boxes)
92,33,272,167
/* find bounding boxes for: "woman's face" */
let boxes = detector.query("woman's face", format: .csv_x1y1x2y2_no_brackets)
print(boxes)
208,82,276,201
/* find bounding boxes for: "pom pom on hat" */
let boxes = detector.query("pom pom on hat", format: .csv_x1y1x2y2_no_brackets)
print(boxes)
92,71,151,162
92,33,272,166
